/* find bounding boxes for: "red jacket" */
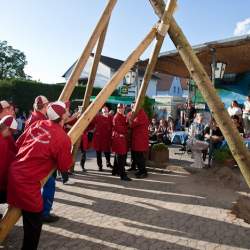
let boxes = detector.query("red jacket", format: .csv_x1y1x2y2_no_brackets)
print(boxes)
111,113,128,155
7,120,73,212
93,114,113,152
128,109,149,152
25,111,47,130
0,135,17,191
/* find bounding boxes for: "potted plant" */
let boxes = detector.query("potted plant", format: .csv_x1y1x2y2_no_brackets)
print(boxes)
213,147,236,167
151,143,169,164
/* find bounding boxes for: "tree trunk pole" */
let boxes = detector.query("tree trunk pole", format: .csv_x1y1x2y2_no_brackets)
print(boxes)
58,0,117,102
133,0,177,117
149,0,250,187
71,21,110,168
68,27,157,145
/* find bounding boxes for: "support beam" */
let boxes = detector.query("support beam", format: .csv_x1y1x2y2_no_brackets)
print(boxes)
149,0,250,187
71,21,110,167
133,0,177,116
68,27,157,145
58,0,117,101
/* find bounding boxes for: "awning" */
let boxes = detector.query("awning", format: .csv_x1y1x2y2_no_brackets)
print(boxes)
139,35,250,78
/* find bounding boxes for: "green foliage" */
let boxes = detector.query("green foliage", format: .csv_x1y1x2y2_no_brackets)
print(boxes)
152,143,168,151
213,147,233,163
0,40,27,79
0,79,119,112
142,96,154,119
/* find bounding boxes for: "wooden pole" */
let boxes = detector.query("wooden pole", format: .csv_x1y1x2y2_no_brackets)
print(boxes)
68,27,157,145
58,0,117,102
133,0,177,116
149,0,250,187
0,23,157,244
71,21,110,167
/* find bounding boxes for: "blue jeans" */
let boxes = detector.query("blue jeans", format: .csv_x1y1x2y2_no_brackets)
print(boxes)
42,176,56,217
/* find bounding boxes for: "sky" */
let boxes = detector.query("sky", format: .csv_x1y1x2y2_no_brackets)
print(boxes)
1,0,250,84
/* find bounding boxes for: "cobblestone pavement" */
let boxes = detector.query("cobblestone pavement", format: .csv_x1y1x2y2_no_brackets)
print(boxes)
3,146,250,250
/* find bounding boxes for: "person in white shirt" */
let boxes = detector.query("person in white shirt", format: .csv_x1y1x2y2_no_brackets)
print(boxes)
243,96,250,136
227,100,242,117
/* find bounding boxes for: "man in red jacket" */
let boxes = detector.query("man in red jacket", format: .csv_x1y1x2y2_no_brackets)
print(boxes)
25,95,49,129
7,101,73,250
128,105,149,178
93,107,113,171
111,104,131,181
0,116,17,206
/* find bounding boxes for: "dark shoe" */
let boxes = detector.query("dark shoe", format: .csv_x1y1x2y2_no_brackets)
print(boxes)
82,168,87,172
43,214,60,223
112,171,118,176
128,167,136,171
121,176,132,181
99,167,103,172
135,172,148,178
107,163,113,169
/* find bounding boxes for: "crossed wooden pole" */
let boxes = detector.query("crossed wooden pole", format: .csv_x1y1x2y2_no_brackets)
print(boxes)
0,0,249,243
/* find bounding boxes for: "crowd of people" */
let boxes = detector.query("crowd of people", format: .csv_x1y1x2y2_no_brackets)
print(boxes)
0,95,250,249
0,96,150,249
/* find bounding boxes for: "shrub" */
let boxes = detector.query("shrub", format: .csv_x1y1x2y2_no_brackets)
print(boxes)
152,143,168,151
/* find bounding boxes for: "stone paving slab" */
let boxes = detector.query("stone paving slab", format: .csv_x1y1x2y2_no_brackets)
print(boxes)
3,146,250,250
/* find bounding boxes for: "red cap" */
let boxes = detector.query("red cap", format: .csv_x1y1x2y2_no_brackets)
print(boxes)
0,115,18,130
47,101,66,121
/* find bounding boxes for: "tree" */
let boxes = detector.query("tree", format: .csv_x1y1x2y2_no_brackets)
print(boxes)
0,40,27,79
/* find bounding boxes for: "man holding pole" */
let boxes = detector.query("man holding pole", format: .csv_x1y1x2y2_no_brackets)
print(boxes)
111,104,131,181
7,101,72,250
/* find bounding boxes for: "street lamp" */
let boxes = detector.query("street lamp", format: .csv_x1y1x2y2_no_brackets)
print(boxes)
211,61,227,79
210,48,227,83
125,70,136,85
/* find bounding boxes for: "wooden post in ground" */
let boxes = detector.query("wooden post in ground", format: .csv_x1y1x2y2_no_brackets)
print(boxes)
149,0,250,187
68,27,158,145
133,0,177,117
58,0,117,102
71,21,110,169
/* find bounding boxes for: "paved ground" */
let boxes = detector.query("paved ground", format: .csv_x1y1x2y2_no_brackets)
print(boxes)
3,146,250,250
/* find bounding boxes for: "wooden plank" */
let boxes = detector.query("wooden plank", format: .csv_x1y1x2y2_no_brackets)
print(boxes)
58,0,117,101
149,0,250,187
133,0,177,116
71,21,110,168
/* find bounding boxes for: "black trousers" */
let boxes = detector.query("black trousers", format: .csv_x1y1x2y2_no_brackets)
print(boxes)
131,151,137,169
133,151,147,174
96,151,111,167
22,210,43,250
81,150,86,169
113,154,126,178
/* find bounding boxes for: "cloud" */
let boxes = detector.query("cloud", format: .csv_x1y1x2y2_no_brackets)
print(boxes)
234,18,250,36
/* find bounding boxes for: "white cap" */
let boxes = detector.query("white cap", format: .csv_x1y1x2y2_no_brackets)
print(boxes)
0,100,10,111
34,95,49,110
0,115,18,130
47,101,66,121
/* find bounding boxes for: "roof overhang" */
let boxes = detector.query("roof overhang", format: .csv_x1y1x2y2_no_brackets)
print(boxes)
140,35,250,78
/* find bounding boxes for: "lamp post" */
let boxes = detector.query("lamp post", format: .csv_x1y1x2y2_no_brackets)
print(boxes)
210,48,227,84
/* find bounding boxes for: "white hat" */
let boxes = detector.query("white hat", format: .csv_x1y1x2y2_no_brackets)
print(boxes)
34,95,49,110
0,115,18,130
0,100,10,111
47,101,66,121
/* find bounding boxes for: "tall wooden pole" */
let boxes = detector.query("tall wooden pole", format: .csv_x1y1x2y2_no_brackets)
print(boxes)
149,0,250,187
58,0,117,101
71,21,110,167
133,0,177,116
0,23,157,244
68,27,157,145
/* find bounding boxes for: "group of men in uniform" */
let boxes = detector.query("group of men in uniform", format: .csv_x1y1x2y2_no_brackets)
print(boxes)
0,95,149,249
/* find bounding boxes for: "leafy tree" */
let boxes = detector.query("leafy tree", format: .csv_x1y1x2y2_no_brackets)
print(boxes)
0,40,27,79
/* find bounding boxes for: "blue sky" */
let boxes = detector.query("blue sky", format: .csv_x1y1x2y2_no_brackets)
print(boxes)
1,0,250,83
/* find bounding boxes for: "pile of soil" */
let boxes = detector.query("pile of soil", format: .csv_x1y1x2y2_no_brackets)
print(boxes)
232,194,250,224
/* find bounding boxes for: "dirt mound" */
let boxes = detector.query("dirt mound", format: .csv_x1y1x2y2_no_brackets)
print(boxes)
232,194,250,224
